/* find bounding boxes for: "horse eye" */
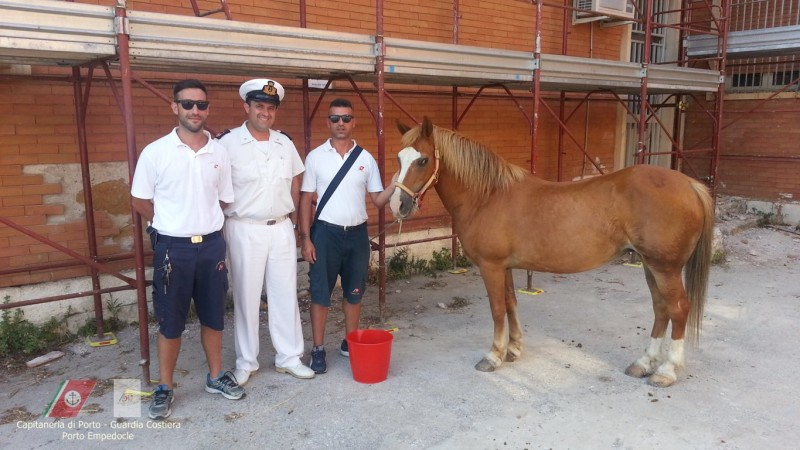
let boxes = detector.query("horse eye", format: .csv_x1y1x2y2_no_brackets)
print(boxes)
418,158,428,166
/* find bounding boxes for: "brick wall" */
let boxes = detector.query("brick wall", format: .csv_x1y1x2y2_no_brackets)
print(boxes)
684,96,800,200
1,0,624,288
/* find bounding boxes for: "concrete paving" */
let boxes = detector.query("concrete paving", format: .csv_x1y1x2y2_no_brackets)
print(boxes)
1,224,798,449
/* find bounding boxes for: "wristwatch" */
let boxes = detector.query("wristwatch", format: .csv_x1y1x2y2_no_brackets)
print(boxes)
293,223,298,230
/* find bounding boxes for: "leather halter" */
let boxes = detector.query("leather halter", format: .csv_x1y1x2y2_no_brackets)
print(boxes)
393,148,440,209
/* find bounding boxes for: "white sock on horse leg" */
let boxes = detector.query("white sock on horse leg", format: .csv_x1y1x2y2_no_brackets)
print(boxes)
634,337,664,373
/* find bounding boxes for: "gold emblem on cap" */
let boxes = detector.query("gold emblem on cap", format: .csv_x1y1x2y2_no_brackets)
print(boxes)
262,81,278,96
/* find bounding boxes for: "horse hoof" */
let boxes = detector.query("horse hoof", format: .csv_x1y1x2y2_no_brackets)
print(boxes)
504,353,518,362
624,363,649,378
475,358,497,372
647,373,675,387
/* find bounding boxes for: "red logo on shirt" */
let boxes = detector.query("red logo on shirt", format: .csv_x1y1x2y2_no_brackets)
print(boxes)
358,166,365,171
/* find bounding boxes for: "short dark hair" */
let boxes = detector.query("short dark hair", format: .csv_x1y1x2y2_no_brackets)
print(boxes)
173,79,207,99
329,98,353,109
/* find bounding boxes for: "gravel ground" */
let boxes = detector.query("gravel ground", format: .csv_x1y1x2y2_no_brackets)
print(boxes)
1,217,798,449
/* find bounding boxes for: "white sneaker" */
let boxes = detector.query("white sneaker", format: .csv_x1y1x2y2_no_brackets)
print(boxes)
232,369,254,386
275,363,315,379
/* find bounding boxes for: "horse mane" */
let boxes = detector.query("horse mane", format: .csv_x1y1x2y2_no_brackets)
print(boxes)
401,125,527,200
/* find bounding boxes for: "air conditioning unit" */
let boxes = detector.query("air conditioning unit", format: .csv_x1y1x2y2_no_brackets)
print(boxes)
574,0,635,24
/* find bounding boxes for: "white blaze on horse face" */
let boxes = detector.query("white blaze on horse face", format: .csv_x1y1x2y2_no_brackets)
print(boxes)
389,147,422,217
397,146,422,184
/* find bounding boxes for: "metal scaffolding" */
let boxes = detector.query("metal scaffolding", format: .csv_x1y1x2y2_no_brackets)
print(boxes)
0,0,730,382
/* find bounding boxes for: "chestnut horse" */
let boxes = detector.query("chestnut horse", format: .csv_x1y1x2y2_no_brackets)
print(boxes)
390,117,714,387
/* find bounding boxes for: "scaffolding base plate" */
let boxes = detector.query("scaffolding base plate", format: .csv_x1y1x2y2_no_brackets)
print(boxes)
85,332,118,347
517,288,544,296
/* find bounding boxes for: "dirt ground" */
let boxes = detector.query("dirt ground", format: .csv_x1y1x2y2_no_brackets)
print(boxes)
1,210,799,449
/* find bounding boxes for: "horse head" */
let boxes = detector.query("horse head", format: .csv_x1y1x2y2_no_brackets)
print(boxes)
390,116,440,219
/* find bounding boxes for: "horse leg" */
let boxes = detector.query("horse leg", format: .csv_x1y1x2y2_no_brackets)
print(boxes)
475,266,508,372
627,265,690,387
503,269,523,362
647,270,690,388
625,264,670,379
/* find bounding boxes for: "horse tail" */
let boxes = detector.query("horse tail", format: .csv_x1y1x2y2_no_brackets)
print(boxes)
684,181,714,346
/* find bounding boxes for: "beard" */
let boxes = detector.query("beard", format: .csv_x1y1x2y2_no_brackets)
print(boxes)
179,114,206,133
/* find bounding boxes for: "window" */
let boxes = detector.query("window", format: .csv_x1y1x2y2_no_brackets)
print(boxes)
773,70,800,86
731,73,762,88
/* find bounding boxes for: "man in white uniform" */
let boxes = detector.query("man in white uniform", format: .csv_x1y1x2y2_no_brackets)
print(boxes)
219,78,314,384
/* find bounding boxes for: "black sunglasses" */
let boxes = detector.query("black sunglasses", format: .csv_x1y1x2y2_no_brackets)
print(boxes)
175,100,210,111
328,114,353,123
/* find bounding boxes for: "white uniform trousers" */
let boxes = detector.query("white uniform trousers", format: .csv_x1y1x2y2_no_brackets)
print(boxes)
224,217,304,371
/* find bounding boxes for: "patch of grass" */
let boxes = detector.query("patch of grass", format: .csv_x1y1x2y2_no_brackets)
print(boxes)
387,247,432,280
455,249,472,268
369,245,474,284
76,316,126,337
0,296,74,356
76,295,128,337
752,208,775,227
0,307,44,356
429,247,453,271
430,246,473,271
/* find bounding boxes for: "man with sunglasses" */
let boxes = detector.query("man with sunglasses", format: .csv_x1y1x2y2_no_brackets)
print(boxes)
218,79,314,385
131,79,243,420
299,98,397,374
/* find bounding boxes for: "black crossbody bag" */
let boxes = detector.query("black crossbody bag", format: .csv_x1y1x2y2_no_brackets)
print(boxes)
311,145,364,233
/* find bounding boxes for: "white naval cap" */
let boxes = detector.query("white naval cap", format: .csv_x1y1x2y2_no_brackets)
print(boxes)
238,78,284,105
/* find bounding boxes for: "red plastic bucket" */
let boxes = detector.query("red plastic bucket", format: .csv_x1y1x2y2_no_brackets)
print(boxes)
346,329,394,383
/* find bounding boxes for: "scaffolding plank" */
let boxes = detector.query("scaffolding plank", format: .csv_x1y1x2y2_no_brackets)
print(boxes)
126,11,375,78
648,65,721,93
685,25,800,59
540,54,642,92
0,0,720,95
0,0,115,66
383,38,534,86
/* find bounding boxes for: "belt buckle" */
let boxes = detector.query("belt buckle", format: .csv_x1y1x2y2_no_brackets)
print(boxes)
191,235,203,244
266,220,277,225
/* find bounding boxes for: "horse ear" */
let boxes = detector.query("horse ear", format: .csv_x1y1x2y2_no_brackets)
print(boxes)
421,116,434,138
396,119,411,135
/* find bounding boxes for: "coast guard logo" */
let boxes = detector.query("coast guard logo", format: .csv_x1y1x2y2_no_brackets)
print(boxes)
64,390,82,407
262,81,278,96
43,379,96,418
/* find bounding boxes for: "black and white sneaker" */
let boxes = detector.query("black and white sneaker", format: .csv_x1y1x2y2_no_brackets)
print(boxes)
205,371,244,400
148,385,174,420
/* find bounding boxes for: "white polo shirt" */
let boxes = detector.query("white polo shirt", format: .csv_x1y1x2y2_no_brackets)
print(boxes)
218,122,304,221
130,128,233,237
301,139,383,227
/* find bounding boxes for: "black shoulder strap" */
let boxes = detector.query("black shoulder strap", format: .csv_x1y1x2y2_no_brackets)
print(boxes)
314,145,364,223
214,129,231,140
277,130,293,141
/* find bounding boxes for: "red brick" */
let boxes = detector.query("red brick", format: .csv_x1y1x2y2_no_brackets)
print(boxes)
25,204,65,216
0,245,29,258
3,195,42,207
1,175,43,186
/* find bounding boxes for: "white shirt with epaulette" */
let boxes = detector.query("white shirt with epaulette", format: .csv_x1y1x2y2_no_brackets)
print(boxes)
218,122,304,221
